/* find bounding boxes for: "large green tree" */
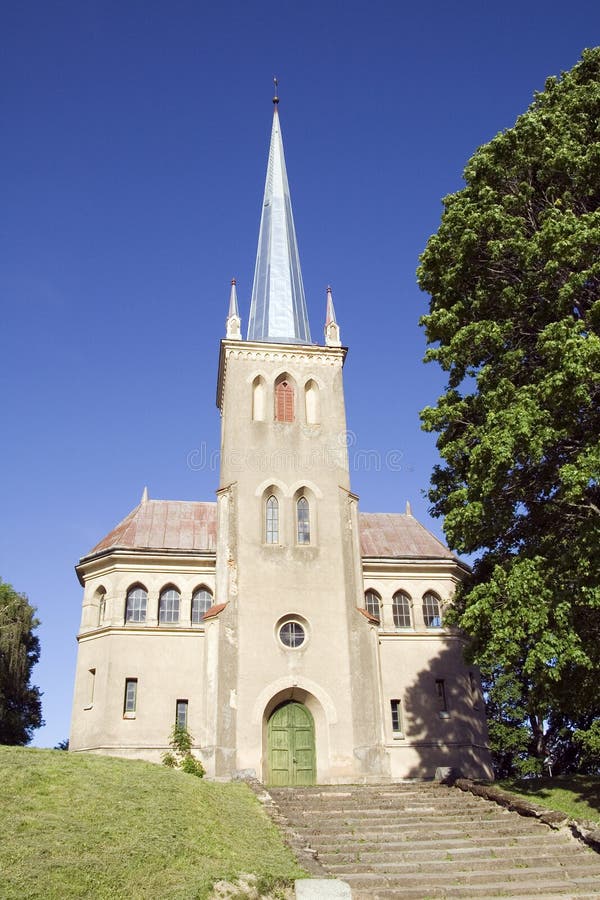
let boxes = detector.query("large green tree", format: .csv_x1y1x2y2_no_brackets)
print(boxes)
0,579,43,745
418,49,600,775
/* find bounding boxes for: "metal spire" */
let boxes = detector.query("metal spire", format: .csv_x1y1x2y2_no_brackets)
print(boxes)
247,83,312,344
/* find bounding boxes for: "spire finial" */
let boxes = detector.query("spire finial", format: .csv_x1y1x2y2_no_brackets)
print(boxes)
405,500,413,516
141,486,149,504
273,76,279,105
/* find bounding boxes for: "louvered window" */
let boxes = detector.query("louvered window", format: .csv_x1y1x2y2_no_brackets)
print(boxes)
275,380,294,422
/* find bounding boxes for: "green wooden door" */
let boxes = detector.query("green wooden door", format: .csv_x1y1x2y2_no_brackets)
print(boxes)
267,702,316,786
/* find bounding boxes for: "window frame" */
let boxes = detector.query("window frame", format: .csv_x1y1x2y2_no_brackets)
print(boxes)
191,587,213,624
266,495,279,544
123,678,138,718
364,589,381,624
435,678,449,717
296,496,310,544
125,586,147,624
158,586,180,625
390,699,403,738
392,592,412,628
278,620,306,649
422,592,442,628
176,699,188,729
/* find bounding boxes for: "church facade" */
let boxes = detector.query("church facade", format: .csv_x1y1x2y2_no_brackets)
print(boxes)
70,97,492,784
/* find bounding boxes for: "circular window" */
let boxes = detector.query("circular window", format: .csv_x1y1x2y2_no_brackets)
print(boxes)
278,620,306,648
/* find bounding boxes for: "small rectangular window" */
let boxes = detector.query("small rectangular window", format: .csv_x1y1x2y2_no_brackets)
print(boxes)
123,678,138,717
176,699,188,729
435,679,448,715
84,668,96,710
469,671,479,707
390,699,403,737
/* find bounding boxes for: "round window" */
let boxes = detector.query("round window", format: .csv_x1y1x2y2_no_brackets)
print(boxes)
278,620,306,648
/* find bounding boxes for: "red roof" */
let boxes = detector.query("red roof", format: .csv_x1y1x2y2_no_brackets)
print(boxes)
82,501,454,562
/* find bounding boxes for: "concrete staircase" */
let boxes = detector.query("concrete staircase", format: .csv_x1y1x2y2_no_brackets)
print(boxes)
268,783,600,899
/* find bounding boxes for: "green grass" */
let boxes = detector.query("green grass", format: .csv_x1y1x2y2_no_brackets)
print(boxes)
0,746,306,899
498,775,600,824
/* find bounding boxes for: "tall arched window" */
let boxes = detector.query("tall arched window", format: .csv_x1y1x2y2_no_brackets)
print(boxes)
364,590,381,624
304,379,320,425
94,586,106,626
191,587,213,624
159,587,180,624
125,585,147,623
252,375,266,421
275,379,294,422
297,497,310,544
392,592,412,628
423,592,442,627
266,495,279,543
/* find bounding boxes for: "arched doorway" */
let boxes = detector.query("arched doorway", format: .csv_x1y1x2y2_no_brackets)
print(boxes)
267,701,316,786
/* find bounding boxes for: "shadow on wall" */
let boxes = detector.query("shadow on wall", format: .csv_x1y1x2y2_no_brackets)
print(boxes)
401,640,493,781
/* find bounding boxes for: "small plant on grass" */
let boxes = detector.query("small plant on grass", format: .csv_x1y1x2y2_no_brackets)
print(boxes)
162,724,205,778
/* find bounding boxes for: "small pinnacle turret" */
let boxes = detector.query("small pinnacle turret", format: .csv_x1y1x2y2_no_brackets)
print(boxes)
225,279,242,340
324,286,341,347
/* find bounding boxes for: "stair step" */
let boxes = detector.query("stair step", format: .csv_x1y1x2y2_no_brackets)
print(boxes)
268,783,600,899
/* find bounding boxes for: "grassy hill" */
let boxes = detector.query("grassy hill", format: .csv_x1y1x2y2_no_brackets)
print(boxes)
0,746,305,899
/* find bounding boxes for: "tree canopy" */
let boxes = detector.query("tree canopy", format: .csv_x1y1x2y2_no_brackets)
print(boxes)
0,579,43,745
418,49,600,775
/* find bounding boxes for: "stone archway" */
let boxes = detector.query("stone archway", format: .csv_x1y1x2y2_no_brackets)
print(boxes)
267,701,316,786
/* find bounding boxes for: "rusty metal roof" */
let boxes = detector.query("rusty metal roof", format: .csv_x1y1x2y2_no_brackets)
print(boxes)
83,501,454,562
359,512,455,560
85,500,217,558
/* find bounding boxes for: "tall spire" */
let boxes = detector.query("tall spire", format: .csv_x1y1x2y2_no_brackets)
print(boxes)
247,84,312,345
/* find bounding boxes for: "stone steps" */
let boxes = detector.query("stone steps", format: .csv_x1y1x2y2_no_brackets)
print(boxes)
268,782,600,898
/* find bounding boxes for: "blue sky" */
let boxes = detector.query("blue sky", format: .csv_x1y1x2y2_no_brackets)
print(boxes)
2,1,598,748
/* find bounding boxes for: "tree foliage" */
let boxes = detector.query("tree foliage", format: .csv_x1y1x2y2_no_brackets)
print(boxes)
418,49,600,775
0,579,43,745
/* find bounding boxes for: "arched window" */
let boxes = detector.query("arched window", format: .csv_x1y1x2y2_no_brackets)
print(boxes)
266,495,279,543
423,592,442,627
94,586,106,626
191,587,213,624
304,379,320,425
125,585,147,623
364,590,381,624
159,587,180,624
392,592,412,628
297,497,310,544
275,379,294,422
252,375,266,422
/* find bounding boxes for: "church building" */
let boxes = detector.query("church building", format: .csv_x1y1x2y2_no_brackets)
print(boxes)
70,93,492,784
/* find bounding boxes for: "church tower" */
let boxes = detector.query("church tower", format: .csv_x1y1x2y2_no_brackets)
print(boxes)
208,91,388,782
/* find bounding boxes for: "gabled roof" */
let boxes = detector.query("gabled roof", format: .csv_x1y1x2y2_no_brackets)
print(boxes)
85,500,217,558
81,500,456,564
